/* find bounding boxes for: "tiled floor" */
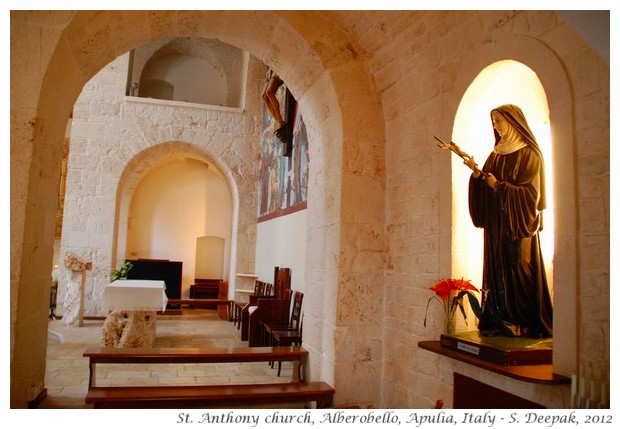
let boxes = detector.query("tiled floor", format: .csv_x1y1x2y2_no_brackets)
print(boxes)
42,310,293,408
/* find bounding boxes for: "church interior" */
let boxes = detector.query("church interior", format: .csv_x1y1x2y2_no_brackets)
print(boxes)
10,10,610,411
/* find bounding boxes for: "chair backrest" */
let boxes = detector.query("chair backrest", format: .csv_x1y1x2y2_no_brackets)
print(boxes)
289,291,303,330
257,281,266,296
253,280,262,295
273,267,291,299
265,282,274,296
282,288,292,305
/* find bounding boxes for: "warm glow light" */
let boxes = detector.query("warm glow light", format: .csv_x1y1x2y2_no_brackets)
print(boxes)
533,121,555,279
452,60,555,310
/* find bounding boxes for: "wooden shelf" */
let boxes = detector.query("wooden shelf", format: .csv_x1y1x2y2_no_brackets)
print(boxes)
418,341,570,385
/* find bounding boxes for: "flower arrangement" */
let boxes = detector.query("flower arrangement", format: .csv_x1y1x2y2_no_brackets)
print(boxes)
111,260,133,281
424,278,483,335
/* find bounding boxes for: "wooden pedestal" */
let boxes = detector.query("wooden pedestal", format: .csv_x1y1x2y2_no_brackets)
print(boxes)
440,331,552,366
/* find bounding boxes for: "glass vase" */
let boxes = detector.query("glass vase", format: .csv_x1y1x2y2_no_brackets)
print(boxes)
444,316,456,336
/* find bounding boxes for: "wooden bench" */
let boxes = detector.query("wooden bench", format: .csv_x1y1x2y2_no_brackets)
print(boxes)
82,346,334,408
167,298,232,306
167,298,232,316
83,345,308,388
85,382,335,408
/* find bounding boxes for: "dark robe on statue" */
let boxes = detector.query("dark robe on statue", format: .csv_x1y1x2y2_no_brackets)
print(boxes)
468,104,553,338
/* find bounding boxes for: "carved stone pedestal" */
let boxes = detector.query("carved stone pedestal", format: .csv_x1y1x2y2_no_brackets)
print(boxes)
102,310,156,348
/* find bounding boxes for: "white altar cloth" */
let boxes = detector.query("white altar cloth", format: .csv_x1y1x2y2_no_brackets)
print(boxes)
103,279,168,312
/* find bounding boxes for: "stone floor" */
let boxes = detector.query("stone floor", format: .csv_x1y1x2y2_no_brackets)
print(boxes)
42,309,293,409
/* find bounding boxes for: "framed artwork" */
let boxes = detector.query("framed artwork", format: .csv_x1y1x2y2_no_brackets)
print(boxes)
258,85,309,222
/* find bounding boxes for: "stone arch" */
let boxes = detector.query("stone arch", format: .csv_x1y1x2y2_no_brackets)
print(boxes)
113,140,238,280
441,33,577,374
12,10,385,407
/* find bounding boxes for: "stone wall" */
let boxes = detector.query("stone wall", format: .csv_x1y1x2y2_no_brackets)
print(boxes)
58,52,264,317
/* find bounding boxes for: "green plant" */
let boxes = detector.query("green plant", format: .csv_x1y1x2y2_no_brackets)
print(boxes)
111,260,133,281
424,278,482,330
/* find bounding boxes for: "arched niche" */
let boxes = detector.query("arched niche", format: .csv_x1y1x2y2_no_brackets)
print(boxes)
113,142,236,296
452,60,555,326
442,33,577,378
139,54,227,105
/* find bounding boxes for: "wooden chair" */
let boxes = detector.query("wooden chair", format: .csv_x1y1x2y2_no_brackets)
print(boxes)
247,288,291,346
255,281,266,296
265,282,274,296
245,281,268,321
271,314,304,376
256,266,295,346
240,281,275,341
241,267,292,343
273,266,291,299
263,291,303,346
233,280,264,330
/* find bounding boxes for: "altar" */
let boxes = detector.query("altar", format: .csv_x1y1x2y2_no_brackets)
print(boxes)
101,279,167,348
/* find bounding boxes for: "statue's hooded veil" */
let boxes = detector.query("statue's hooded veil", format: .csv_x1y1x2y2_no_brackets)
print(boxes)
491,104,547,211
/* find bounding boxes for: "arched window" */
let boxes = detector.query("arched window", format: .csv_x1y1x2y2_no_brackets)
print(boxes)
452,60,555,323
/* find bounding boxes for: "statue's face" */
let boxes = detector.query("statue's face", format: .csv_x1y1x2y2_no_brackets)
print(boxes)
491,111,510,137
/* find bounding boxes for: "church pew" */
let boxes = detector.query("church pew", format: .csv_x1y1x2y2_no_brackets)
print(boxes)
82,346,335,408
85,381,335,409
166,298,232,319
83,345,308,388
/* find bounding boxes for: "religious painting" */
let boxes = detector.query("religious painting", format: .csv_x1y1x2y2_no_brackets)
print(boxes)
258,86,309,222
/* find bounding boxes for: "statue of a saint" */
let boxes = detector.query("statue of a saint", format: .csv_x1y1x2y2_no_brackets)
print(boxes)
466,104,553,338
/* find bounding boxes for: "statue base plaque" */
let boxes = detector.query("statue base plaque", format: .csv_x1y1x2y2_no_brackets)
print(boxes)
440,331,552,366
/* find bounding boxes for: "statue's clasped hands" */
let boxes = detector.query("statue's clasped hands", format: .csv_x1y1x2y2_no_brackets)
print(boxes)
485,173,498,189
464,157,498,189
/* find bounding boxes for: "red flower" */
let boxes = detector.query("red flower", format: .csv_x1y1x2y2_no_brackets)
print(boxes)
429,280,452,300
429,278,478,300
424,278,482,331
